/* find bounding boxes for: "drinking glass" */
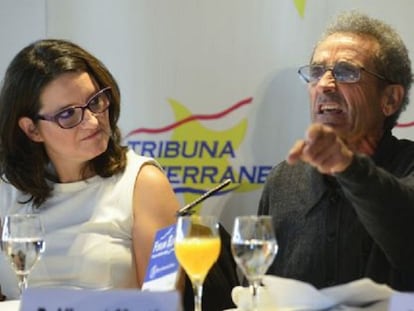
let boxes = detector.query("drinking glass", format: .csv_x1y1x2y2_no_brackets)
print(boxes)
174,215,221,311
231,215,278,310
1,214,46,296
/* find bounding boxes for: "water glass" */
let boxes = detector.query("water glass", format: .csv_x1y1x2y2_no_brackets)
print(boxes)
231,215,277,310
1,214,45,296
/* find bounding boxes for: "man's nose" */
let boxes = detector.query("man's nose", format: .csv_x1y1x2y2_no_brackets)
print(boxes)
316,69,337,89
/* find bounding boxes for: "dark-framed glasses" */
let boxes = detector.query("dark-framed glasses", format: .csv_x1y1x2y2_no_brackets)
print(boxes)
36,86,112,129
298,61,388,84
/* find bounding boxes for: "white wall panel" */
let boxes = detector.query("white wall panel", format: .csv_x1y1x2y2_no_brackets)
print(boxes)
1,1,414,229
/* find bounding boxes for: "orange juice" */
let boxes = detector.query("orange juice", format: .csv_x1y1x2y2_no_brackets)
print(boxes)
174,237,221,282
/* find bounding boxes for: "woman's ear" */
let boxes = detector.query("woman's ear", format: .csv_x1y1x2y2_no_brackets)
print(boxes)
381,84,404,116
18,117,44,142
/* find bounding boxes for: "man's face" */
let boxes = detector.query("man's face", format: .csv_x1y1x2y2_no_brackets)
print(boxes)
308,32,388,144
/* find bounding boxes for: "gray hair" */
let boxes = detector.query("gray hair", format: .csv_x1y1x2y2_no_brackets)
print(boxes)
315,11,413,130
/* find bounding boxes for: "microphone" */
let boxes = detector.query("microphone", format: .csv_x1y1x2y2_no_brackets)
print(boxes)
176,179,232,216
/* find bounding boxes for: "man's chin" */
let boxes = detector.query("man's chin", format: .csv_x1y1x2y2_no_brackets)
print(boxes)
321,123,350,139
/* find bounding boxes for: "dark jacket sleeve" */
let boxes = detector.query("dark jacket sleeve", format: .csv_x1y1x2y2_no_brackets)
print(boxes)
336,154,414,271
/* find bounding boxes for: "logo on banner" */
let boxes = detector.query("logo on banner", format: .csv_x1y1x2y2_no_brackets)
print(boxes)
125,98,272,207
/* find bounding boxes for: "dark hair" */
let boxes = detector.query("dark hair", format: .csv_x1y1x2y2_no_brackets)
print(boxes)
0,39,127,207
315,11,413,130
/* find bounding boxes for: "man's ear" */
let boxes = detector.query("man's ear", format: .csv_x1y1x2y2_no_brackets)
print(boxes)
381,84,404,116
18,117,44,142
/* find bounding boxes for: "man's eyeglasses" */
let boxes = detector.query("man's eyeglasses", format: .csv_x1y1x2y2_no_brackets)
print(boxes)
36,86,111,129
297,62,388,84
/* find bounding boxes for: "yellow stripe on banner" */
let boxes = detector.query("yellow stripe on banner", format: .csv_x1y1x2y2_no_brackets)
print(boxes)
294,0,306,18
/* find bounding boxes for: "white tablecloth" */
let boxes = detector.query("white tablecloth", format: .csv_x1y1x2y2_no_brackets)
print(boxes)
230,277,394,311
226,300,389,311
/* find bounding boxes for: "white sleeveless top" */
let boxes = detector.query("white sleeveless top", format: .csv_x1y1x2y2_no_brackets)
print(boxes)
0,150,159,299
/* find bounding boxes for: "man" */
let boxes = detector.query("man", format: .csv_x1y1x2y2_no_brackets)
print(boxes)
258,11,414,291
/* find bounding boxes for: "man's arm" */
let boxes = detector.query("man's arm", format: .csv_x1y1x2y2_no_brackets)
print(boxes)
336,154,414,271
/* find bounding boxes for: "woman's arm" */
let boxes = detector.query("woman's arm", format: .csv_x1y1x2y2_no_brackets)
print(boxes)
131,164,180,287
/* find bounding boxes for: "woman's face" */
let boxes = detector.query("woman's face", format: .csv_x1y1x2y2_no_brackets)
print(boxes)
29,71,111,176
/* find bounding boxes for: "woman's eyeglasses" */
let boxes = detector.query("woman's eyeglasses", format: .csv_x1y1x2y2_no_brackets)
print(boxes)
36,87,111,129
298,62,388,84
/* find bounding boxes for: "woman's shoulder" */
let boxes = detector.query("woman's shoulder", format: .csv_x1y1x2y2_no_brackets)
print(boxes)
127,149,157,163
0,178,32,215
126,149,162,171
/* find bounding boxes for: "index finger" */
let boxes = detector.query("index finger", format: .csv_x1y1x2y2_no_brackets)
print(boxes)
286,140,306,165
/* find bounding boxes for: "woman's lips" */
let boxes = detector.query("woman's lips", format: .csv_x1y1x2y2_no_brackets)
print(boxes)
82,129,102,140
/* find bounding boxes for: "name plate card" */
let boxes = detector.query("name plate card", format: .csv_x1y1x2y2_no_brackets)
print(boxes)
389,292,414,311
142,224,180,291
20,287,181,311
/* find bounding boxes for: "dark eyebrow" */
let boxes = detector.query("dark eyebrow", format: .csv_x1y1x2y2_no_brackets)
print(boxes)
86,89,100,101
49,89,101,114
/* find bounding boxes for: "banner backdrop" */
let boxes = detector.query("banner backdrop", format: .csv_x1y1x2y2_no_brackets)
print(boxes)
2,0,414,229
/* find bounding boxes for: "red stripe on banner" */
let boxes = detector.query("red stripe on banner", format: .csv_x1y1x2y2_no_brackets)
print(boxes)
125,97,253,137
396,122,414,128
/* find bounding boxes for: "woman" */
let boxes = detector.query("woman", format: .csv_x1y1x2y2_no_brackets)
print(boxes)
0,39,180,299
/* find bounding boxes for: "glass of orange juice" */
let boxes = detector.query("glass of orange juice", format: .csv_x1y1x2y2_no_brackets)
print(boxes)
174,215,221,311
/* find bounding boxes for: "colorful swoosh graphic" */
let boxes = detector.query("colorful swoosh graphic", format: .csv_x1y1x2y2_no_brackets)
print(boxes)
125,97,253,138
125,97,257,207
171,186,238,195
396,122,414,128
294,0,306,18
